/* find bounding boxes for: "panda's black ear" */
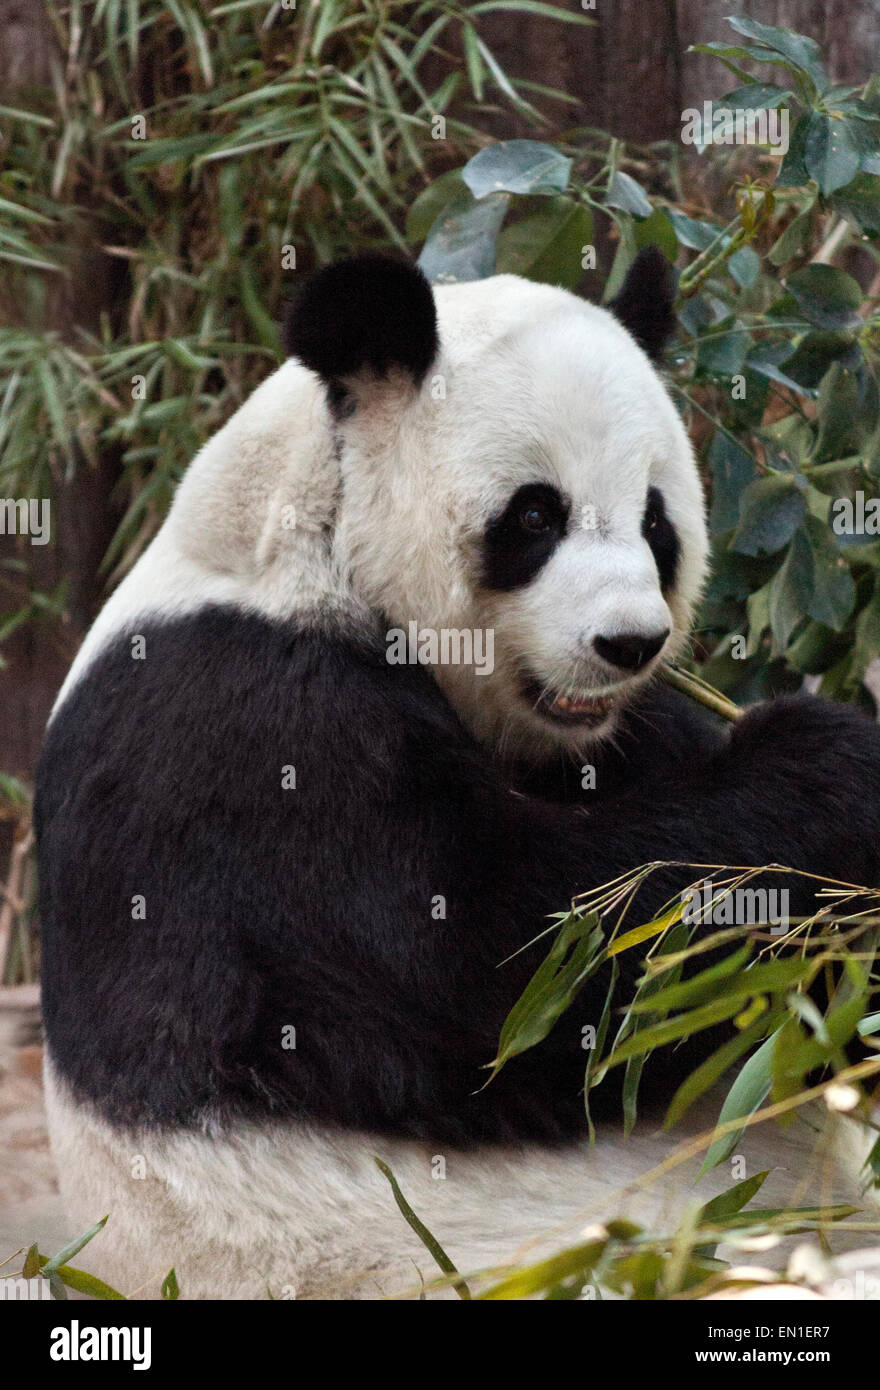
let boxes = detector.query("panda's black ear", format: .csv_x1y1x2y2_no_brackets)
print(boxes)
283,253,439,390
608,246,676,363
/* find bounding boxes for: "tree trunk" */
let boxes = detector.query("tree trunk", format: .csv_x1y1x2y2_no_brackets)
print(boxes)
477,0,880,144
0,1,122,781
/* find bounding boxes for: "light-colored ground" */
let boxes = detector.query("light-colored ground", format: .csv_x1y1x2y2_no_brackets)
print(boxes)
0,988,70,1267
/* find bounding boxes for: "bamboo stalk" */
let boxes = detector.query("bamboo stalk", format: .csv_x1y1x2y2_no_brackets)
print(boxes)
661,666,744,723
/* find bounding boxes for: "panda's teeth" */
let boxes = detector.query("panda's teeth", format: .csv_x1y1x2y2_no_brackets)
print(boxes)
520,669,619,723
551,693,613,717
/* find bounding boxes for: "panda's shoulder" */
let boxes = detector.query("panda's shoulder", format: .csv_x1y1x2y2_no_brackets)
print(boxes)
36,606,473,827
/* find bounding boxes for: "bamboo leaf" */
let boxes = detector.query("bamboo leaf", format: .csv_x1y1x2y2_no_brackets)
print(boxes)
696,1169,770,1227
665,1009,785,1130
478,1237,608,1300
41,1216,110,1277
700,1031,782,1174
374,1158,470,1299
487,911,605,1078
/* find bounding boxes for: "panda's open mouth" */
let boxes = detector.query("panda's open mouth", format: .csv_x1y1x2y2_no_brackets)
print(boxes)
519,671,622,728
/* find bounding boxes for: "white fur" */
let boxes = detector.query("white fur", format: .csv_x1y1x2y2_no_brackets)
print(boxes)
53,359,347,713
45,1057,877,1300
47,273,872,1299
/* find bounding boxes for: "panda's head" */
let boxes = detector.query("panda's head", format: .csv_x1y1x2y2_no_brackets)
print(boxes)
286,252,708,762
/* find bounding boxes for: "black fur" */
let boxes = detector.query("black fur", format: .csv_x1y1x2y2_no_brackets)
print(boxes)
36,606,880,1145
609,246,677,362
481,483,570,591
283,253,439,387
642,486,680,591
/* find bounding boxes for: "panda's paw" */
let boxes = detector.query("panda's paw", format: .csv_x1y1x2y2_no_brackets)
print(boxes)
727,695,880,783
728,694,880,771
728,692,873,750
719,695,880,889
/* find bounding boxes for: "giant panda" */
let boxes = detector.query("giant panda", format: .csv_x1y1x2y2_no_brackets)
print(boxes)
36,250,880,1300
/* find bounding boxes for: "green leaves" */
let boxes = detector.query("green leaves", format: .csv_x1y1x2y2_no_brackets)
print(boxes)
477,1188,860,1299
688,42,795,85
767,514,856,646
600,947,816,1127
462,140,571,199
417,140,588,284
786,104,878,195
479,1235,608,1300
412,133,667,291
853,580,880,678
495,198,592,289
418,189,509,283
479,862,878,1299
19,1216,128,1301
633,206,678,262
708,433,757,535
664,1009,784,1131
606,171,653,218
732,474,807,556
0,194,62,272
41,1215,111,1278
710,244,875,682
804,111,863,194
694,14,877,205
667,209,720,251
601,996,745,1071
768,206,814,265
696,1170,770,1228
405,169,466,243
374,1158,471,1299
725,15,828,93
722,83,793,112
813,361,879,463
700,1031,780,1174
690,15,827,99
486,910,606,1082
785,264,862,330
832,173,880,236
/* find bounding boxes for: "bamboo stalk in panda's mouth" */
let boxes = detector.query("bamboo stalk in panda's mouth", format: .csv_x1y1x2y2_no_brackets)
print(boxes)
661,665,745,723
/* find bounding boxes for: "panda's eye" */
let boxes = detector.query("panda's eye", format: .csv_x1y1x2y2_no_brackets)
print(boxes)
642,486,680,591
482,483,570,591
519,502,552,533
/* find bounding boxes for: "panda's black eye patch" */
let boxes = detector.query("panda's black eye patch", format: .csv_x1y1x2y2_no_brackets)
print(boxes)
642,486,680,591
482,483,569,591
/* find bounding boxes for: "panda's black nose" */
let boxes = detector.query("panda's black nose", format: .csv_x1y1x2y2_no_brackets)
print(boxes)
593,629,669,672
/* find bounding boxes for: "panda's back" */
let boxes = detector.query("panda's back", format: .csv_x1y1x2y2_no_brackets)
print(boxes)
37,602,606,1146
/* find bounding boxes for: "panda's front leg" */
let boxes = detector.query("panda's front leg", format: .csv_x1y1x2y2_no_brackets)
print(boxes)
702,694,880,894
572,692,880,907
492,692,880,1131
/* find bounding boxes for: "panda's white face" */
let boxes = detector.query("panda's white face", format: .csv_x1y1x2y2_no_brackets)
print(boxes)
56,259,709,768
332,275,708,762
